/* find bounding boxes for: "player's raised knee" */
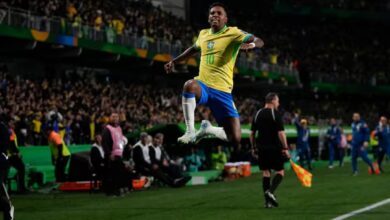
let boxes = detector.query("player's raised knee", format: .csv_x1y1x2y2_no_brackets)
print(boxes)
183,79,199,93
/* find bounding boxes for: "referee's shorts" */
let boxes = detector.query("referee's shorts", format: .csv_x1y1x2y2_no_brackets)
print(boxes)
257,147,285,171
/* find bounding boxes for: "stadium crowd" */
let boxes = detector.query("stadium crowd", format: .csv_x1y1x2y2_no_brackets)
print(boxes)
1,71,389,147
2,0,194,47
0,72,267,145
231,10,390,86
1,0,389,86
285,0,390,12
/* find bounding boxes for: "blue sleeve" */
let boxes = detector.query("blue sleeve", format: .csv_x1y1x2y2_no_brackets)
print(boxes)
294,118,301,130
326,128,333,139
336,128,342,143
375,126,382,138
363,125,370,142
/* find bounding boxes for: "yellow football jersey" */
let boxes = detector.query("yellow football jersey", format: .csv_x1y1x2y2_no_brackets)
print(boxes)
194,26,252,93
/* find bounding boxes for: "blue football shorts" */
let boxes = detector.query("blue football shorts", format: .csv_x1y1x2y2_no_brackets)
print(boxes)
196,80,239,125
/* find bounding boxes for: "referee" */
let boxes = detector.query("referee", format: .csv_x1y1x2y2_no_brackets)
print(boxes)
250,93,290,208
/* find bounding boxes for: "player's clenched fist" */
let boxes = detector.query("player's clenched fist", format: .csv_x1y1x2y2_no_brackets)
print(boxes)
164,61,174,74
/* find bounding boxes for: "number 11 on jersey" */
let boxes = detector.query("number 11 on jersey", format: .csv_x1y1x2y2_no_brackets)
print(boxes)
206,54,214,64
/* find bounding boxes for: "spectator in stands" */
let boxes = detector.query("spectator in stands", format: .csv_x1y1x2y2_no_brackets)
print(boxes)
184,147,203,172
45,125,71,182
1,71,390,148
211,145,227,170
0,2,8,24
32,113,42,145
7,118,27,193
0,111,14,220
66,2,77,21
94,10,103,31
122,140,138,189
90,134,105,180
133,132,189,187
101,111,128,196
149,133,189,181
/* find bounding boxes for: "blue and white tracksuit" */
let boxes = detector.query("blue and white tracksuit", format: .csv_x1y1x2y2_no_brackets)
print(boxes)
326,125,341,166
351,120,374,173
294,119,311,169
375,124,390,168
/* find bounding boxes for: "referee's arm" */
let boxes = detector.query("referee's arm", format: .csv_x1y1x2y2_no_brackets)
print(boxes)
278,131,288,150
250,115,257,149
250,115,258,157
276,114,290,158
278,131,290,159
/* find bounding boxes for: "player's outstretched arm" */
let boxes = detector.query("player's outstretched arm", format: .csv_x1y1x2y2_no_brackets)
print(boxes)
164,46,199,74
240,35,264,50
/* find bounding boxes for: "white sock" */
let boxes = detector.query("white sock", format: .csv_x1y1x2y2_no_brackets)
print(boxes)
182,94,196,133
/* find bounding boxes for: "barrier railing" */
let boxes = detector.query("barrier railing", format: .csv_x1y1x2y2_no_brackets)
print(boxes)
0,6,300,82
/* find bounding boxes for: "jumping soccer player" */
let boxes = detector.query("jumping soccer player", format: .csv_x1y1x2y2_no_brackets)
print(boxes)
164,2,264,150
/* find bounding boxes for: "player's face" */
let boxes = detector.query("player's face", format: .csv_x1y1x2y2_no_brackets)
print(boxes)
330,118,336,125
141,136,148,144
380,116,387,125
147,136,153,144
95,135,102,143
153,136,162,146
208,6,227,30
110,113,119,125
273,96,280,109
352,113,360,122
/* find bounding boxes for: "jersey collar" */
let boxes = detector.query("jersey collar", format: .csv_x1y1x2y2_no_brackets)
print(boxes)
209,25,228,35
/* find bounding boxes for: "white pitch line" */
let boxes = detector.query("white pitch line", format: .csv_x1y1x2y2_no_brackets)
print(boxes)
332,198,390,220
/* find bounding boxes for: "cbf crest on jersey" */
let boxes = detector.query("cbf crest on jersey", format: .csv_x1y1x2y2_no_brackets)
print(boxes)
207,41,215,50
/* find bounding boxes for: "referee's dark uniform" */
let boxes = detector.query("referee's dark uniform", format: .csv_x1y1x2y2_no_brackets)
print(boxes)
251,108,285,171
251,95,288,208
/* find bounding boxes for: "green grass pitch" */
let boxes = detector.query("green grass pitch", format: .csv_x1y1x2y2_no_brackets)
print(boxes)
11,162,390,220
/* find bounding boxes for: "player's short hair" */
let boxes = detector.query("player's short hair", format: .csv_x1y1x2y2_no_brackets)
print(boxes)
140,132,148,138
155,133,164,139
209,2,228,15
265,92,278,104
